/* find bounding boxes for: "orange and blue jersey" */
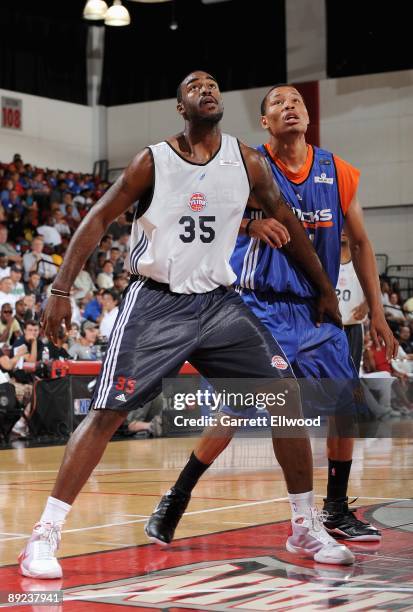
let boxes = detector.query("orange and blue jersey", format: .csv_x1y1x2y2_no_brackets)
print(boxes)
231,144,360,298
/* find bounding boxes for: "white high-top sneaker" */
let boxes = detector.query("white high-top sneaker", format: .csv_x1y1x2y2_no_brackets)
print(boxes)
19,522,63,578
286,509,355,565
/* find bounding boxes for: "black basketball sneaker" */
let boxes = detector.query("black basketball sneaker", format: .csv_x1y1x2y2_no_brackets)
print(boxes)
145,487,190,545
323,497,381,541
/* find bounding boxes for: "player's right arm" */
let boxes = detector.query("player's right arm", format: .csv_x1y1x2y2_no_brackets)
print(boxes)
43,149,154,342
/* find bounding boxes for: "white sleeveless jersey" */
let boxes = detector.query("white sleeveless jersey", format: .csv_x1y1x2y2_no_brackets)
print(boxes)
336,260,367,325
125,134,250,293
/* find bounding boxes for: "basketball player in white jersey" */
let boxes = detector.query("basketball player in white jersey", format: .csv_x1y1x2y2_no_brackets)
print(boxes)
336,231,368,373
19,71,354,578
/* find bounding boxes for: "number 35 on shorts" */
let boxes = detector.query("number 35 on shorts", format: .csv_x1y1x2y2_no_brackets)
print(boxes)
115,376,136,394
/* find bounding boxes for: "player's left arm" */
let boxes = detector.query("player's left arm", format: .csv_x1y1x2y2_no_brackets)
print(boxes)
344,195,398,358
240,143,341,327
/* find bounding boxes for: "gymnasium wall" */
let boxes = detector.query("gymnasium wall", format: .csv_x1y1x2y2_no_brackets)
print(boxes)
319,70,413,266
1,67,412,265
108,69,413,265
0,87,94,172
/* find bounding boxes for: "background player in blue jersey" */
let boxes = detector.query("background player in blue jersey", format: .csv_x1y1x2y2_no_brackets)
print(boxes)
147,84,397,545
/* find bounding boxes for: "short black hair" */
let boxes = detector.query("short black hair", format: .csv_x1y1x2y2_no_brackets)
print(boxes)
177,71,218,103
24,319,39,329
103,289,120,303
260,83,304,116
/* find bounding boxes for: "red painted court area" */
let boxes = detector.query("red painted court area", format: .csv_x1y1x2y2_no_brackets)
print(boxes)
1,505,413,611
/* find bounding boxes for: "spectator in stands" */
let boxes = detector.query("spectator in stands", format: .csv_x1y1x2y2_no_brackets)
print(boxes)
0,253,11,280
73,269,96,303
9,172,24,196
88,235,112,281
52,210,71,238
31,172,49,195
65,172,76,192
6,319,42,438
126,395,163,438
23,236,56,282
0,179,14,203
399,325,413,354
380,279,391,306
109,247,124,275
37,218,62,247
24,271,42,301
64,205,80,232
0,225,22,264
73,188,93,218
12,320,41,366
97,260,114,289
10,265,25,299
50,179,68,204
363,331,412,414
68,321,99,361
2,189,24,216
99,289,120,340
67,322,80,348
113,272,128,294
404,296,413,320
384,292,406,323
22,187,37,211
61,193,80,220
0,302,21,344
99,234,112,258
83,289,104,323
0,277,18,311
0,342,33,439
14,299,28,332
22,293,38,321
116,232,130,257
108,213,130,242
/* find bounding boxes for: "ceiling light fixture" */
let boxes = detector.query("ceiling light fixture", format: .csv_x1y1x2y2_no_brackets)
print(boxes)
83,0,109,20
104,0,131,26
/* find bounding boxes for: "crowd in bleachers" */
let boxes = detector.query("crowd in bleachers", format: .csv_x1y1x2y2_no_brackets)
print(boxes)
0,153,412,438
0,153,134,347
0,153,140,438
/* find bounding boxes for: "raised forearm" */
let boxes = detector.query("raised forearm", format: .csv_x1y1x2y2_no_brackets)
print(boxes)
350,239,383,317
275,201,333,293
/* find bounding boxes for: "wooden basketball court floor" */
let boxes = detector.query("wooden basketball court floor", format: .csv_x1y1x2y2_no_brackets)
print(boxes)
0,436,413,610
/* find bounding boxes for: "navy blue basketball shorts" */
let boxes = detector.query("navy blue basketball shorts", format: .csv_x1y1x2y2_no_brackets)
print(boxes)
91,278,294,412
219,289,367,423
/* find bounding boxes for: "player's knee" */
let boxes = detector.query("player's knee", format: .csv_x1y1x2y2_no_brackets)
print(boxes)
265,377,302,418
88,407,128,430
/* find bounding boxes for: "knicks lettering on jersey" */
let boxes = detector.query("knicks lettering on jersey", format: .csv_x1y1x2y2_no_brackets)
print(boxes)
292,207,333,229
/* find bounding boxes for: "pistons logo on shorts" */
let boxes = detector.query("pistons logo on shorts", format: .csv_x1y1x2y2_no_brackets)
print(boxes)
271,355,288,370
188,192,207,212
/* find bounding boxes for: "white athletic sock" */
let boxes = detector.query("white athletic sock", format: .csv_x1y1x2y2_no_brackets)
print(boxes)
288,490,315,520
40,496,72,524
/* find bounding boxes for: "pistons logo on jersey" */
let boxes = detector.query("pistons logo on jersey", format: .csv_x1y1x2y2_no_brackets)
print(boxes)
271,355,289,370
188,192,207,212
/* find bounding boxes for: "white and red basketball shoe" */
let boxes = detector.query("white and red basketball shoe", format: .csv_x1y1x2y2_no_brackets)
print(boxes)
286,509,355,565
19,522,63,578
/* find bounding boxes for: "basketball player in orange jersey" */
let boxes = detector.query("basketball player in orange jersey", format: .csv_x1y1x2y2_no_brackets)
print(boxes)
146,84,397,546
